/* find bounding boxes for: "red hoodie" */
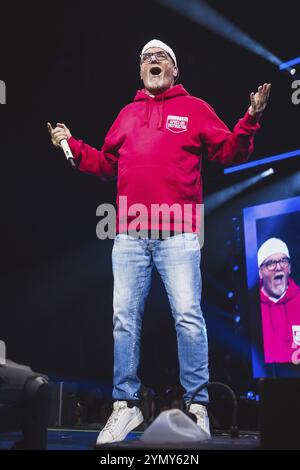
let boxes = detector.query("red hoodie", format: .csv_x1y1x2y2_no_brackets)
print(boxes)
67,84,260,232
260,278,300,364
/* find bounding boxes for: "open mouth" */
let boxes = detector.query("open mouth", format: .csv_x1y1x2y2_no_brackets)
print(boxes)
150,66,162,76
273,273,285,286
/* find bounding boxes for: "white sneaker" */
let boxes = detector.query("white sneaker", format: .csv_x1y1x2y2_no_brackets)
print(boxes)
189,403,211,439
96,401,144,445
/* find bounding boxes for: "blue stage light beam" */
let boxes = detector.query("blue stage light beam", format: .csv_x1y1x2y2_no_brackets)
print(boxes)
224,149,300,174
156,0,295,75
205,168,274,214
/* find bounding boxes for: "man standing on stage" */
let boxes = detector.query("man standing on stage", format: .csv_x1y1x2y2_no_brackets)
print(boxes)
49,39,271,444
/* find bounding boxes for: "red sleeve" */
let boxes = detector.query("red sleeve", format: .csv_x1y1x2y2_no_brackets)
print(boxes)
201,103,261,166
67,115,125,181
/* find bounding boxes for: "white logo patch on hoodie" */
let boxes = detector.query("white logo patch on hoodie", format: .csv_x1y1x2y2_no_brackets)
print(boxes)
166,115,188,133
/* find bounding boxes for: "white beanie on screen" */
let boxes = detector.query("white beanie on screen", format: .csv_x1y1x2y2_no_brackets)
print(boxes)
257,238,290,267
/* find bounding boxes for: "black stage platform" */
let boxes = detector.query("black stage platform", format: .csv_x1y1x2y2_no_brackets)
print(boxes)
97,431,261,450
0,429,261,450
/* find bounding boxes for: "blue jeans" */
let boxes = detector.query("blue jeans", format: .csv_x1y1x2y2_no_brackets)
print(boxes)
111,233,209,404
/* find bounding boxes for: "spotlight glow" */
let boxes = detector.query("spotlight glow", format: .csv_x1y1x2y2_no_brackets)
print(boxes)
157,0,282,66
205,168,274,214
261,168,274,178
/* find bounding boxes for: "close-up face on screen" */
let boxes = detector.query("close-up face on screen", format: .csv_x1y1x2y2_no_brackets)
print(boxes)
244,197,300,377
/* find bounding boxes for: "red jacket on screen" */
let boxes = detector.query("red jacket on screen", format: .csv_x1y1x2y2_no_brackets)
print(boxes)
260,278,300,364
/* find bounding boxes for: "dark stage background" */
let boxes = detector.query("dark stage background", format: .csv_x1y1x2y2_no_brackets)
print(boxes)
0,0,299,406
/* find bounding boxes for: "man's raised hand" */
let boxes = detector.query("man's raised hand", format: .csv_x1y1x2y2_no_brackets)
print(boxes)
249,83,271,117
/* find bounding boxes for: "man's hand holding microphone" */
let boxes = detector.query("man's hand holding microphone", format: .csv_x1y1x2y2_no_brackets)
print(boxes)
47,122,76,167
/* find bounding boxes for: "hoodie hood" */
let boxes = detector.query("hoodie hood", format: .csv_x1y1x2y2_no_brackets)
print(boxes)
134,84,189,102
134,84,190,129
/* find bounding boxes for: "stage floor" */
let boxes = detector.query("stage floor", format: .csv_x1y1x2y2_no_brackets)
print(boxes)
0,429,260,450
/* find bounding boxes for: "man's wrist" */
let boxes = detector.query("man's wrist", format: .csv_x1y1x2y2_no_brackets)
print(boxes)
248,106,262,118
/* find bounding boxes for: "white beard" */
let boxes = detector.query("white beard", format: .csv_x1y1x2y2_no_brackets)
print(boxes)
147,74,164,89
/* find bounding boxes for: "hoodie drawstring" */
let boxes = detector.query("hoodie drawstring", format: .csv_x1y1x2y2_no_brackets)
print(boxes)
136,85,187,129
144,97,151,127
158,94,165,130
143,95,165,130
283,303,291,343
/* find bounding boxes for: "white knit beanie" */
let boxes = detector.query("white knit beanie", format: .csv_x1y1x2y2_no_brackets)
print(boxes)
141,39,177,67
257,238,290,267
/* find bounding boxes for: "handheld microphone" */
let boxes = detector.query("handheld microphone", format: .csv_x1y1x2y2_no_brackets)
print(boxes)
47,122,76,168
60,138,76,168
